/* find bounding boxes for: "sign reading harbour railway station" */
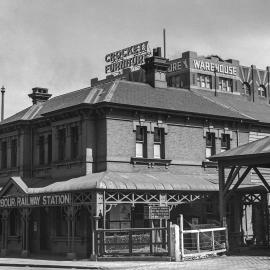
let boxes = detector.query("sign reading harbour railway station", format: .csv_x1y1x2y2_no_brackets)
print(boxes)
0,193,71,208
105,41,149,74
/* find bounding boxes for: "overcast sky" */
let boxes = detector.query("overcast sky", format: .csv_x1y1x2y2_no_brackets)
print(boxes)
1,0,270,117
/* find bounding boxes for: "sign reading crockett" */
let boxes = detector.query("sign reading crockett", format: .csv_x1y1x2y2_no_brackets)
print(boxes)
105,41,149,74
0,193,71,208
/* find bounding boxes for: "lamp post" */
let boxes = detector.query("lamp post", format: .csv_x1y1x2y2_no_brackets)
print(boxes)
1,86,5,121
214,68,217,97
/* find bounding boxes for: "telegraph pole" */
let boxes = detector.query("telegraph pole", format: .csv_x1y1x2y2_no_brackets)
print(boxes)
1,86,5,121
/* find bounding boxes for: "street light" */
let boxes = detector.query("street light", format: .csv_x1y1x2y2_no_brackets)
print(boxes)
1,86,5,121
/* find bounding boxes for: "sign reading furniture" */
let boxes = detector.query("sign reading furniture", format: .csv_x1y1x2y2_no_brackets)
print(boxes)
105,41,149,74
0,193,72,208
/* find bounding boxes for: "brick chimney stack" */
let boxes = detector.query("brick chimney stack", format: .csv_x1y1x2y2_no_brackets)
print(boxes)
28,87,52,105
141,47,169,88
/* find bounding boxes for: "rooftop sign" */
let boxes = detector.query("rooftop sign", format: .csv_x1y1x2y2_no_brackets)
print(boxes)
168,58,238,76
105,41,150,74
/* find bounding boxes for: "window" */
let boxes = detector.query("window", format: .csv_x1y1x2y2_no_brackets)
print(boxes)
136,126,147,158
221,134,230,152
47,134,52,164
1,141,7,169
39,136,45,165
11,139,17,167
218,77,232,92
154,128,165,159
205,132,216,158
197,74,211,89
71,126,79,159
258,85,266,97
58,128,66,161
243,82,251,96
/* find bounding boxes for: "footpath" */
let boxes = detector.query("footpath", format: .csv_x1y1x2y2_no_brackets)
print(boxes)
0,250,269,270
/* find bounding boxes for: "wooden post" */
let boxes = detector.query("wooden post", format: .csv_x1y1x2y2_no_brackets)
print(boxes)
21,208,31,257
179,214,184,261
1,209,9,256
169,223,180,261
66,206,77,260
211,230,215,251
219,164,225,224
129,230,132,256
197,231,200,253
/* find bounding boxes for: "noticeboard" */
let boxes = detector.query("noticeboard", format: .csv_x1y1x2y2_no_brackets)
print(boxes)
144,206,170,220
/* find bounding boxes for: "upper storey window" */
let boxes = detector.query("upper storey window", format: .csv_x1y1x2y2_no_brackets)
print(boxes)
218,77,232,92
136,126,147,158
221,134,230,152
154,128,165,159
58,128,66,161
71,126,79,159
1,141,7,169
205,132,216,158
11,139,17,167
258,85,266,97
243,82,251,96
197,74,211,89
39,136,45,165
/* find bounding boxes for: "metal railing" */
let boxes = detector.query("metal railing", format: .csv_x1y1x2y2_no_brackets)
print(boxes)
95,227,169,257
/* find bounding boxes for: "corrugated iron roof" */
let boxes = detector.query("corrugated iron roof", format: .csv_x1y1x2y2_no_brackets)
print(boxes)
210,136,270,161
1,172,219,195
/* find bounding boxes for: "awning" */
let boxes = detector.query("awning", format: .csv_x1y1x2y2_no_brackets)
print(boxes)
2,172,219,195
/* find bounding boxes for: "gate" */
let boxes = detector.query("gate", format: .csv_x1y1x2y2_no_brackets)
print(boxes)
95,226,169,257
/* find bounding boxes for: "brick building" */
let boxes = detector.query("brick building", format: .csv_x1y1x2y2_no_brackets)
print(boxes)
0,48,269,258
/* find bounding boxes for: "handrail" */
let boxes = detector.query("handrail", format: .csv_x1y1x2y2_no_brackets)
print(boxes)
96,227,167,232
183,227,226,234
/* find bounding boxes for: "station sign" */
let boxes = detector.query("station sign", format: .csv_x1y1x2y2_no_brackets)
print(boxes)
105,41,150,74
144,205,170,219
0,193,72,208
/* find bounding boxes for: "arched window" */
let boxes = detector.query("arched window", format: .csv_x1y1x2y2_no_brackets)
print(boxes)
242,82,251,96
258,85,266,97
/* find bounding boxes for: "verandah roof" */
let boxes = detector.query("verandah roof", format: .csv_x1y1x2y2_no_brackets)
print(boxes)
209,136,270,167
1,172,219,196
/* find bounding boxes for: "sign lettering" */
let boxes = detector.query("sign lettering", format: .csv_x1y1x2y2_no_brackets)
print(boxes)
105,41,150,74
144,206,170,219
193,60,237,76
0,193,72,208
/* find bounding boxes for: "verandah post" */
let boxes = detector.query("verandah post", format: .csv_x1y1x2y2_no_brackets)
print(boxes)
179,214,184,261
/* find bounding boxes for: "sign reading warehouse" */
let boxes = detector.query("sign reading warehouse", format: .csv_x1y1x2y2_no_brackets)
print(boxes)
105,41,150,74
0,193,71,208
168,58,238,76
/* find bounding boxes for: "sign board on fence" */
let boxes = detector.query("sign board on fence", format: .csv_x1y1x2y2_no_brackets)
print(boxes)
144,206,170,219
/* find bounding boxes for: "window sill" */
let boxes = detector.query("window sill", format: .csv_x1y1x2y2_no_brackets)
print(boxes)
131,157,171,168
202,160,218,168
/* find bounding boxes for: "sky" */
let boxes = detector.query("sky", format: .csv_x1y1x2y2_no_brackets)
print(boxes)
1,0,270,117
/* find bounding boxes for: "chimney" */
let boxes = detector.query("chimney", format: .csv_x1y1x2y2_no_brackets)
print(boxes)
141,47,169,88
28,87,52,105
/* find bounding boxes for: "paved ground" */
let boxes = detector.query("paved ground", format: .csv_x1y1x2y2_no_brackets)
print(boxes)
0,250,269,270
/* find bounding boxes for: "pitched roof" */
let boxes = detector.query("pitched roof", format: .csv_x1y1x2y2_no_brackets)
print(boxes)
195,90,270,124
0,80,262,125
210,136,270,161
